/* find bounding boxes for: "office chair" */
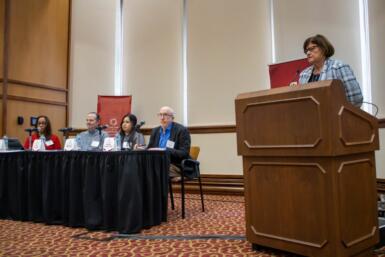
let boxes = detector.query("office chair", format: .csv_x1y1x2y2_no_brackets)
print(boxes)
169,146,205,219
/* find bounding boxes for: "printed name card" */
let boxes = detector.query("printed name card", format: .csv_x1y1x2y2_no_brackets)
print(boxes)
64,138,78,151
103,137,116,151
32,139,45,151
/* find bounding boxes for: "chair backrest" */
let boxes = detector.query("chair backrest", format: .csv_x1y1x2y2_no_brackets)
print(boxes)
189,146,200,160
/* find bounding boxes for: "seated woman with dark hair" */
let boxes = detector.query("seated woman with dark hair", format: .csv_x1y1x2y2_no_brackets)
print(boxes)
299,34,363,107
24,115,62,150
115,113,145,150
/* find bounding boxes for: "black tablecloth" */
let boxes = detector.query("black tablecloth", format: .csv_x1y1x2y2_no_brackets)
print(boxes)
0,150,169,234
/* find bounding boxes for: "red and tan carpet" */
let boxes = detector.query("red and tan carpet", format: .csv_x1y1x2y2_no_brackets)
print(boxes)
0,194,382,256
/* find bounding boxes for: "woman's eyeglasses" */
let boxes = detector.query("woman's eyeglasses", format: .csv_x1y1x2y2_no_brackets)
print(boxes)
304,45,318,54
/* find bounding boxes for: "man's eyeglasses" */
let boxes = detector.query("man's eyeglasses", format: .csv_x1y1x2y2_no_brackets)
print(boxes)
304,45,318,54
157,113,171,118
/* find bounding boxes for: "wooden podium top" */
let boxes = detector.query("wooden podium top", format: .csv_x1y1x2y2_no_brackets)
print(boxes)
235,80,379,157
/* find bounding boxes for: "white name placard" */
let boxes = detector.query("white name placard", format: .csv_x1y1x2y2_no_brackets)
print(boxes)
32,139,45,151
64,138,78,151
103,137,116,151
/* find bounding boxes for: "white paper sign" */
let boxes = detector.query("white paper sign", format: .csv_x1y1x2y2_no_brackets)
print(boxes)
103,137,116,151
91,140,100,148
166,140,175,149
0,139,6,151
32,139,45,151
64,138,78,151
45,140,54,146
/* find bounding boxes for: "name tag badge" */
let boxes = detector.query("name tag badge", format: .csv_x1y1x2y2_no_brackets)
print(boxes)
91,140,100,148
123,141,130,149
166,140,175,149
45,140,54,146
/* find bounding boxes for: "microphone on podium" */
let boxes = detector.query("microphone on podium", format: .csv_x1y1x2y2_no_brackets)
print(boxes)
289,69,301,86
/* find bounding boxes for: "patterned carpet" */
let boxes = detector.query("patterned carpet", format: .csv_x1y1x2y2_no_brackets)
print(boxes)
0,194,382,256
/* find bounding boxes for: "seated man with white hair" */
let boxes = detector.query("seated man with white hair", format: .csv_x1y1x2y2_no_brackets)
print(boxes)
147,106,191,179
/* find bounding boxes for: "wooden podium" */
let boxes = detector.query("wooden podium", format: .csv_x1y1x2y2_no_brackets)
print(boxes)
235,80,379,257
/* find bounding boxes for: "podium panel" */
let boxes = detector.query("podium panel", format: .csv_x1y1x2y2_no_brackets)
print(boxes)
236,80,379,157
242,96,322,149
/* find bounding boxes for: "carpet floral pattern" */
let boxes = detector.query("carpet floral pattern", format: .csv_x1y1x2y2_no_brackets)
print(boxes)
1,194,378,256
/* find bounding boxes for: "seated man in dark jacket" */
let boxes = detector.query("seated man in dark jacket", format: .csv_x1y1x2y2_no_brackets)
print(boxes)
147,106,191,178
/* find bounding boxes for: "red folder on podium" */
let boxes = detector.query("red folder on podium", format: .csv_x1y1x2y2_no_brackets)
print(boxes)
269,58,310,88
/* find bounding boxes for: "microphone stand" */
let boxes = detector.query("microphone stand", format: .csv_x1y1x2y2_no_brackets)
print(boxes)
96,127,104,150
25,128,38,150
59,128,73,141
29,130,33,150
63,129,70,140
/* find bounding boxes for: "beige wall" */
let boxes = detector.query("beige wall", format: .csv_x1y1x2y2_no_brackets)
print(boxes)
122,0,183,127
376,130,385,178
187,0,271,126
369,0,385,118
69,0,117,128
69,0,384,176
191,134,242,174
273,0,362,85
186,0,271,174
369,0,385,178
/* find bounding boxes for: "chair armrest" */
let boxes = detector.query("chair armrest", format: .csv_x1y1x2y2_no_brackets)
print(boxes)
181,159,200,179
182,159,199,167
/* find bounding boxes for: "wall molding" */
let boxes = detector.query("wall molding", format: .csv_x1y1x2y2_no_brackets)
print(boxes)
379,118,385,128
172,174,244,195
8,79,68,92
377,179,385,193
7,95,67,107
187,125,236,134
141,125,236,135
71,118,384,136
71,125,237,136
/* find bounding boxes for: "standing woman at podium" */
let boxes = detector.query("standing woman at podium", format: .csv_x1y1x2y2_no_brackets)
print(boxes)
23,115,62,150
299,34,363,107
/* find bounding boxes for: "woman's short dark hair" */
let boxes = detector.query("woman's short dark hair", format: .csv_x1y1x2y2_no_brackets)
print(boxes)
303,34,335,58
35,115,52,138
119,113,137,136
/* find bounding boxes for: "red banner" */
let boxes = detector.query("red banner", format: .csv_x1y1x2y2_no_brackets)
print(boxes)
269,58,310,88
97,95,132,136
